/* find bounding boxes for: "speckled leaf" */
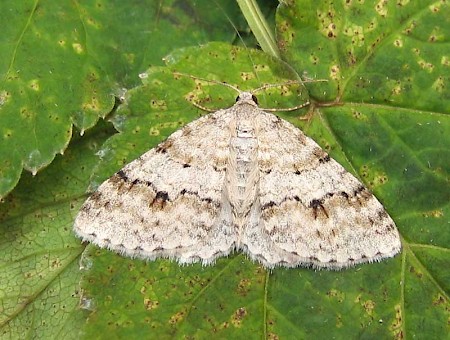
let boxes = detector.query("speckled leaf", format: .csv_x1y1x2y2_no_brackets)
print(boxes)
78,32,448,338
277,0,450,112
0,0,250,198
274,0,450,338
1,0,448,339
80,249,267,338
0,122,114,339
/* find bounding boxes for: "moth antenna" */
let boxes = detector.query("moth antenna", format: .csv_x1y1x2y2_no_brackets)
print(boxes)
250,78,328,95
173,72,242,94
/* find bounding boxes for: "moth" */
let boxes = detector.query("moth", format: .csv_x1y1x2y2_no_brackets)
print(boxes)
74,77,401,269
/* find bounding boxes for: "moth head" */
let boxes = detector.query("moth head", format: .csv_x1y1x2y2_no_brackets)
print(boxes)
236,92,258,106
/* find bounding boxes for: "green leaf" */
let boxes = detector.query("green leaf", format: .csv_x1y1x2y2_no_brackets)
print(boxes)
0,121,115,339
0,0,249,198
1,1,448,338
80,249,268,338
80,35,448,338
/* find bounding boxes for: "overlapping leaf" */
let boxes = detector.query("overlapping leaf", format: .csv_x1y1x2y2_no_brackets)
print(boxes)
0,0,248,198
0,1,448,338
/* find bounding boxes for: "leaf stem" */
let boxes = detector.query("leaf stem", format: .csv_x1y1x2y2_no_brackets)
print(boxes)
236,0,280,59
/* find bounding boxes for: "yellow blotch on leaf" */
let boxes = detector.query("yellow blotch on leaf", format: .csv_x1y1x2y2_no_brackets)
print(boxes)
72,43,84,54
423,209,444,218
143,298,159,310
375,0,389,17
231,307,247,327
330,64,341,80
29,79,40,91
417,59,434,72
169,310,186,324
432,76,445,93
0,90,11,105
82,96,100,111
240,72,256,81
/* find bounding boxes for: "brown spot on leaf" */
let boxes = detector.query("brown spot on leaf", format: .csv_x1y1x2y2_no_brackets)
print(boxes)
231,307,247,327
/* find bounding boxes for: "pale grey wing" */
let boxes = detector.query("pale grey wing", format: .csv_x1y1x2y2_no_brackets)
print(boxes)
243,111,401,269
74,109,236,265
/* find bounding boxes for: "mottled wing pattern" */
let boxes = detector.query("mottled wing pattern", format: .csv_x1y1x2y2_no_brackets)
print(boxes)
75,88,401,270
245,111,401,269
74,109,237,265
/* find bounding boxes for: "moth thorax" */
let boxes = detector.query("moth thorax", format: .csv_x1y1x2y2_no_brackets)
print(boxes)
227,128,259,222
